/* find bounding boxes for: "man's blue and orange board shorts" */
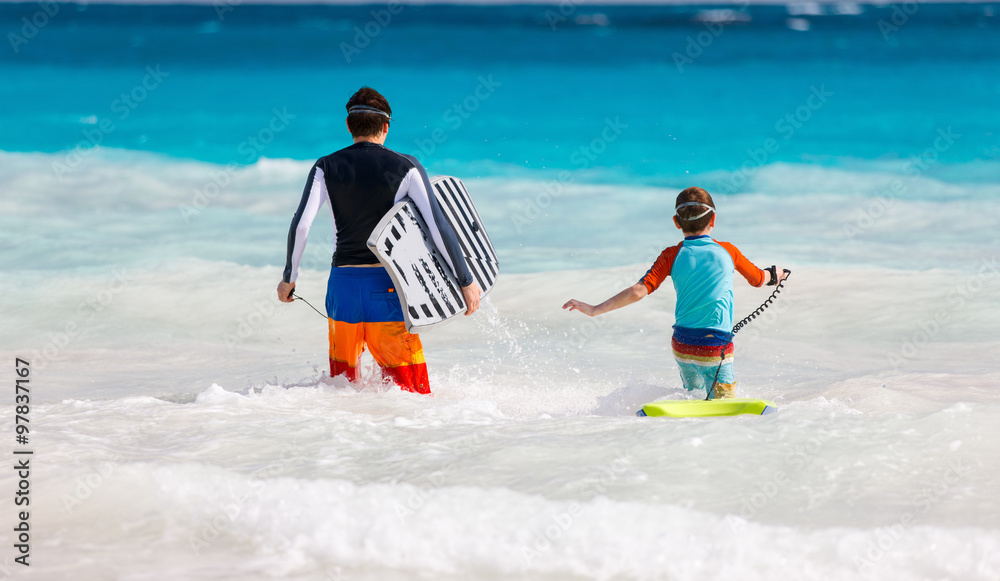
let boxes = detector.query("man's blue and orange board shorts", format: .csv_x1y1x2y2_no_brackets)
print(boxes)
325,267,430,394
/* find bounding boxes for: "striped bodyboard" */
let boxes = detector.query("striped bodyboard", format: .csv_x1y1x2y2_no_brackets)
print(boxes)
367,176,498,332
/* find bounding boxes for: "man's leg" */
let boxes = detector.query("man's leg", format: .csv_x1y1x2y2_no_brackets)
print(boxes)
326,269,366,381
359,269,430,394
329,319,365,381
365,321,430,395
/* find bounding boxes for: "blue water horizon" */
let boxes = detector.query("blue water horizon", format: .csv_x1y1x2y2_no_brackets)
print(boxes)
2,3,998,190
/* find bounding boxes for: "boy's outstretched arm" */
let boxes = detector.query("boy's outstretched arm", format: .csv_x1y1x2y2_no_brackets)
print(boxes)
563,283,648,317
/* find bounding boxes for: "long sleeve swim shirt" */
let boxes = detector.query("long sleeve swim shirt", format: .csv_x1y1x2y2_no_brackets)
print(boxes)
282,142,473,287
640,235,767,334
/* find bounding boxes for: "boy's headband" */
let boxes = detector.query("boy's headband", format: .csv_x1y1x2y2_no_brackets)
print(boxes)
348,105,391,119
675,202,716,221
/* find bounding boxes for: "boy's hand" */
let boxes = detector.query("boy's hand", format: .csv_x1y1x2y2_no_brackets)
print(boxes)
766,266,790,286
562,299,596,317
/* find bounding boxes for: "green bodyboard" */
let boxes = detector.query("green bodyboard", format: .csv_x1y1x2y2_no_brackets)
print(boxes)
638,398,777,418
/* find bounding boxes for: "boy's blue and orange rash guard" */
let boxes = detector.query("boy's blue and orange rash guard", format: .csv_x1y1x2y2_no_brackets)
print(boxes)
640,235,767,335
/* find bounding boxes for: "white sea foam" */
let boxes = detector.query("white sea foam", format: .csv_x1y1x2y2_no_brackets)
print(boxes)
2,149,999,578
6,149,999,276
2,378,998,580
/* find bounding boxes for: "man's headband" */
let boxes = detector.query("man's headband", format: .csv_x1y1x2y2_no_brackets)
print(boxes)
348,105,391,119
675,201,716,221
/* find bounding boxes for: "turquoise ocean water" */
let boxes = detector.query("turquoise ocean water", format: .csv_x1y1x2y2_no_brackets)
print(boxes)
2,3,1000,274
1,3,1000,580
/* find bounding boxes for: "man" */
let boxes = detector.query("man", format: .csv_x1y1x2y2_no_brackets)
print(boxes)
277,87,481,395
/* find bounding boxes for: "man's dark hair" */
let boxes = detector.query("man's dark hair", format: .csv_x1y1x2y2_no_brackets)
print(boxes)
674,186,716,234
346,87,392,138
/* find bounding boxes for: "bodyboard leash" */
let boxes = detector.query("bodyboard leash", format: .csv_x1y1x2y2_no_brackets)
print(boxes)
706,268,791,400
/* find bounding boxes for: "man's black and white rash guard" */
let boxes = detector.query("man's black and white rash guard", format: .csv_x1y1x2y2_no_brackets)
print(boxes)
282,141,474,287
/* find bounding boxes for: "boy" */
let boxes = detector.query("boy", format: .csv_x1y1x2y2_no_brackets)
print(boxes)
562,187,787,399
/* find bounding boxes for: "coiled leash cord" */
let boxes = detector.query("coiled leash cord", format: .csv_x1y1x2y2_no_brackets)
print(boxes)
705,268,791,400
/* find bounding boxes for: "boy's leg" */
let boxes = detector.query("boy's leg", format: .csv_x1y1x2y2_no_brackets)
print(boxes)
672,338,735,398
712,360,736,399
714,381,737,399
675,361,707,392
